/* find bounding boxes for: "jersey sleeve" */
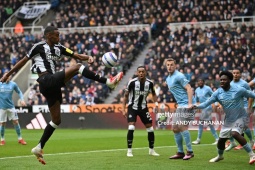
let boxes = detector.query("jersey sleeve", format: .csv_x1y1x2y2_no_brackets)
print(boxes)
13,82,24,100
150,82,156,95
197,91,218,109
178,74,189,88
60,44,74,57
27,44,39,59
126,80,133,92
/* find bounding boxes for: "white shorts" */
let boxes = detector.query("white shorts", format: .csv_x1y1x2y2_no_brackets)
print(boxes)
219,117,245,138
0,108,18,122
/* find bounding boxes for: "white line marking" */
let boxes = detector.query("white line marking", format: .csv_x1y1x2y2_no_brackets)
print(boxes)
0,144,213,160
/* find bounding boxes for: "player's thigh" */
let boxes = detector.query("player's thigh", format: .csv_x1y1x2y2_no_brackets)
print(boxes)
219,125,232,138
127,107,138,123
6,108,18,121
0,109,8,123
138,108,152,125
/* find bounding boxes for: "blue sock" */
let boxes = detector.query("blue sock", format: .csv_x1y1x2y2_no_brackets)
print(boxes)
218,149,224,156
229,136,235,143
243,143,252,153
181,130,193,152
0,125,5,140
174,132,184,153
209,125,219,140
14,124,22,139
244,128,253,141
198,124,203,140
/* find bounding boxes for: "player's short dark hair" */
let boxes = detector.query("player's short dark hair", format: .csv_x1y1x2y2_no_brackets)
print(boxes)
232,67,242,73
197,78,204,82
220,71,233,81
44,26,58,36
137,65,146,70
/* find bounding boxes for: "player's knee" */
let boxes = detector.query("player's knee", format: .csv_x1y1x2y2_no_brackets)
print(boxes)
12,120,19,125
146,126,154,132
128,125,135,130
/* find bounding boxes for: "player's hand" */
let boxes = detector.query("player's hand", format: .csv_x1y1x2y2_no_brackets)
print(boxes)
187,104,195,110
20,100,26,106
0,73,9,83
122,108,127,118
87,56,94,64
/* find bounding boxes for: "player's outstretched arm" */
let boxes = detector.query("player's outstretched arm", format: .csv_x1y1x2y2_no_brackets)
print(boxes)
0,57,29,82
72,53,94,64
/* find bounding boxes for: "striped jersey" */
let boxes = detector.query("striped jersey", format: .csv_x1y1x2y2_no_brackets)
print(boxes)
125,77,155,110
0,81,24,109
27,41,74,74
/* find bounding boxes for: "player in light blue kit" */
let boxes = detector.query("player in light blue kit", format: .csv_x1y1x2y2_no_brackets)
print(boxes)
0,76,26,145
248,77,255,150
192,78,219,145
165,58,195,160
191,71,255,164
225,68,254,151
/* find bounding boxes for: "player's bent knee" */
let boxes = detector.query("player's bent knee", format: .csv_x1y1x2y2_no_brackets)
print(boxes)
128,125,135,130
146,126,154,132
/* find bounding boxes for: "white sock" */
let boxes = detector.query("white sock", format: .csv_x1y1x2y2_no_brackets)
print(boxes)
78,65,85,74
128,148,132,152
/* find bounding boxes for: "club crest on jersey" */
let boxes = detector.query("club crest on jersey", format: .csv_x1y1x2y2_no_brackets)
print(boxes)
54,48,60,56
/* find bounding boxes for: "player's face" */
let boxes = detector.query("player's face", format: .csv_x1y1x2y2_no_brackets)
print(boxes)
220,75,230,90
197,79,204,87
48,30,60,44
137,68,146,80
166,61,176,74
232,70,241,81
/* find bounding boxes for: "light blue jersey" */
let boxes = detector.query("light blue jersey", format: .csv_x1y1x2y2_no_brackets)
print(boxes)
230,79,250,108
197,85,255,124
252,78,255,107
195,85,213,110
166,70,194,106
0,81,24,109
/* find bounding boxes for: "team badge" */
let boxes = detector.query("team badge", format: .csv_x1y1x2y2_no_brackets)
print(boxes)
54,48,60,56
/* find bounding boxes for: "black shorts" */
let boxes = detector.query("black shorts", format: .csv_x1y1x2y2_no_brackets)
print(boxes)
127,106,152,125
37,70,65,107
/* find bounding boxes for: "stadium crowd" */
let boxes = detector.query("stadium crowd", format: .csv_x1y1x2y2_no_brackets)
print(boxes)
51,0,254,39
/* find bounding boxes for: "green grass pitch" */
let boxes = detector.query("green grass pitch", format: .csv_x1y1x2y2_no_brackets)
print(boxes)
0,129,254,170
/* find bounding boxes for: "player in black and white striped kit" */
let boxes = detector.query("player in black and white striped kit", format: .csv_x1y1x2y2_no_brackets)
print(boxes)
0,26,123,164
122,66,159,157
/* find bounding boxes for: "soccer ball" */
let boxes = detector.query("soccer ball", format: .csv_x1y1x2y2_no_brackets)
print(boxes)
102,52,118,68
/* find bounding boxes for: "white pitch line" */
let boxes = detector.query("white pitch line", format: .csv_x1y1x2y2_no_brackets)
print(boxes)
0,143,213,160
